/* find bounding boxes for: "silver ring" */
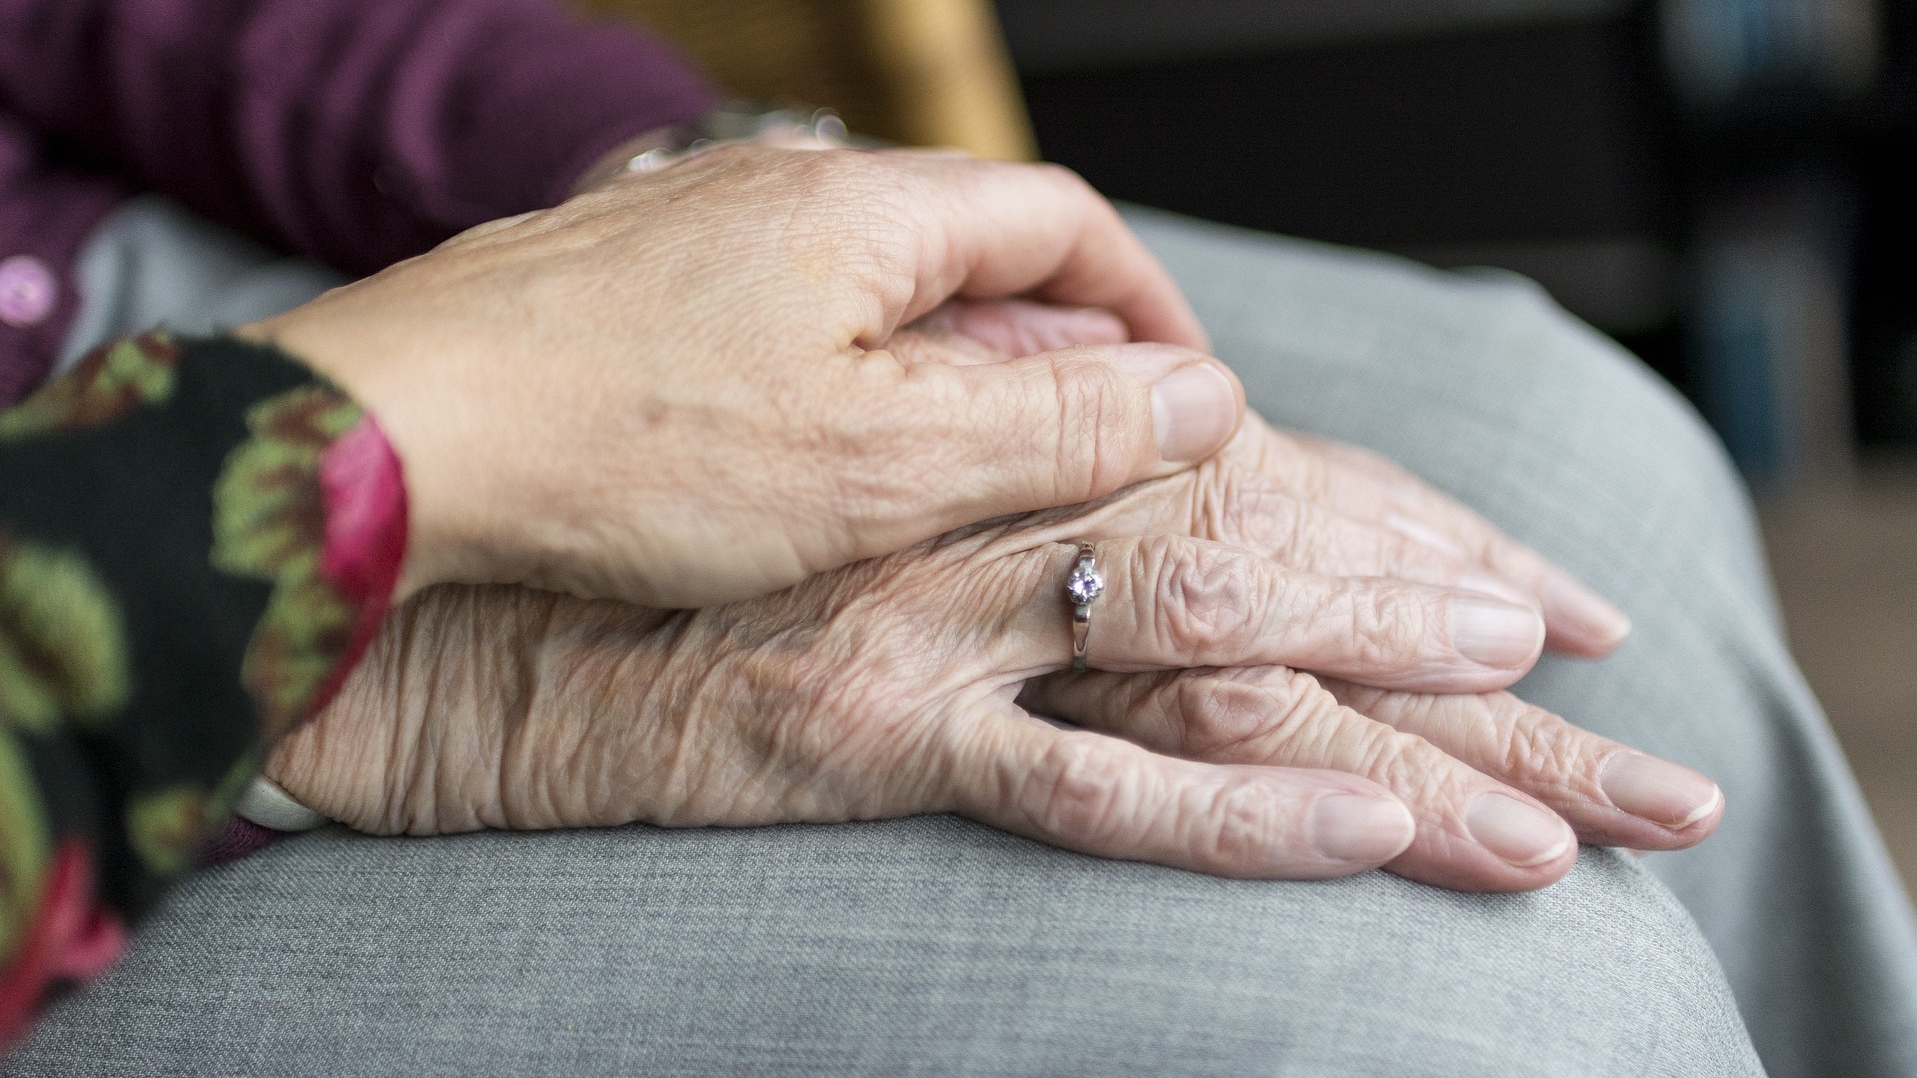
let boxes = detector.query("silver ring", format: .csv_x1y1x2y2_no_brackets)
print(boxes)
1064,541,1104,671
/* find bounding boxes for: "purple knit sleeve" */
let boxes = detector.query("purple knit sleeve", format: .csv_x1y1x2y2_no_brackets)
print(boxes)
0,0,720,275
0,111,128,404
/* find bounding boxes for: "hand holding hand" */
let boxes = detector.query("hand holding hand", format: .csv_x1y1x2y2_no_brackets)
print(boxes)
244,146,1240,607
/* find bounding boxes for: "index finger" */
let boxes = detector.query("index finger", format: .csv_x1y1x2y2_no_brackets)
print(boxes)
871,150,1209,350
1255,425,1632,656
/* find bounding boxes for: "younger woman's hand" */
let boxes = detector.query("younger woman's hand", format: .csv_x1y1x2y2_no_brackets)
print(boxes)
242,146,1241,608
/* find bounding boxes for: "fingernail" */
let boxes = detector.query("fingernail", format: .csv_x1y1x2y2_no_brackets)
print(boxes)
1466,793,1573,867
1448,596,1544,668
1311,794,1416,862
1599,752,1722,830
1543,573,1631,649
1151,364,1239,462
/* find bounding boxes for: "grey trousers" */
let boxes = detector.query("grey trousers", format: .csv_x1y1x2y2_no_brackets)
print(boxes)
8,197,1913,1077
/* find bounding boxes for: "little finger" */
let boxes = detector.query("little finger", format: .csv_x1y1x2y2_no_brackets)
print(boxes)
938,705,1414,878
1321,680,1723,850
1019,667,1579,891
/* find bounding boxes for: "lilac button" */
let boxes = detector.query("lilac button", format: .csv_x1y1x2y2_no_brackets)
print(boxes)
0,255,58,328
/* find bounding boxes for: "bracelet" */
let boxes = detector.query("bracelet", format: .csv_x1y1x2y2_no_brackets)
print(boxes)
623,103,850,175
234,774,330,832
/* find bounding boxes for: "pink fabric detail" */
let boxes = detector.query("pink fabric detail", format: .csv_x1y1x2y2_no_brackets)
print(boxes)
50,905,125,983
318,414,407,604
312,412,407,714
0,842,127,1044
0,254,55,327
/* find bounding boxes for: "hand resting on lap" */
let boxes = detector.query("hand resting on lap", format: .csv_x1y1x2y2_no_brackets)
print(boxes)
270,392,1720,894
257,166,1699,894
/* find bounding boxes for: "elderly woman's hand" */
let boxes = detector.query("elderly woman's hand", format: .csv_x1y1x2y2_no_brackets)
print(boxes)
268,520,1717,895
900,307,1633,658
241,146,1242,608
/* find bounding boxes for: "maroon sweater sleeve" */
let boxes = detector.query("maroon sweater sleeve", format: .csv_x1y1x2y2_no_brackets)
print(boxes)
0,0,719,276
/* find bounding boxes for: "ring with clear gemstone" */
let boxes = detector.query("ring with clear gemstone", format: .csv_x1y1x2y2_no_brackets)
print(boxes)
1065,563,1104,606
1066,542,1100,671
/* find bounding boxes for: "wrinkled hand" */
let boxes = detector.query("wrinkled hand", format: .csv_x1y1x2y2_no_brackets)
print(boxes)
270,515,1717,895
243,146,1241,607
901,302,1632,657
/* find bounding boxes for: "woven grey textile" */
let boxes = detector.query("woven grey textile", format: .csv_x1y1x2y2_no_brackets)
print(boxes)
11,197,1907,1076
1125,206,1917,1078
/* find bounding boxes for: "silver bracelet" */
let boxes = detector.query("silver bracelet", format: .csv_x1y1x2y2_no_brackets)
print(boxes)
624,103,850,175
235,774,330,832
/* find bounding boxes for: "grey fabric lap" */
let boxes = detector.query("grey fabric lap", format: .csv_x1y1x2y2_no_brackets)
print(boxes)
9,822,1755,1077
6,195,1856,1076
1122,206,1917,1078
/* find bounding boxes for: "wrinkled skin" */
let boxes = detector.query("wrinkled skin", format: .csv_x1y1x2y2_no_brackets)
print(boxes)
261,168,1697,892
892,312,1632,658
274,342,1720,893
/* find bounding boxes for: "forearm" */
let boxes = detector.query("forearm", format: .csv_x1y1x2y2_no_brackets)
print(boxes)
0,332,405,1041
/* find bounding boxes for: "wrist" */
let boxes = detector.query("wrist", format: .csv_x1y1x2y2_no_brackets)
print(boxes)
235,308,448,604
570,127,679,197
567,104,851,197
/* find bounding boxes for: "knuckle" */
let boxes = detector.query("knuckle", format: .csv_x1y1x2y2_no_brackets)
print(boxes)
1494,705,1590,794
1189,779,1277,868
1024,732,1133,841
1175,668,1326,760
1202,473,1304,561
1141,540,1257,661
1047,358,1141,501
1172,674,1264,756
1359,730,1456,806
1339,583,1434,667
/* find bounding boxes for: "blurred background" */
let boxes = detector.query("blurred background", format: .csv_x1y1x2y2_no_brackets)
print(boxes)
589,0,1916,891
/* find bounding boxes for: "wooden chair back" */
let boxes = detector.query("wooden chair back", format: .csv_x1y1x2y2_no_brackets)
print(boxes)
573,0,1037,160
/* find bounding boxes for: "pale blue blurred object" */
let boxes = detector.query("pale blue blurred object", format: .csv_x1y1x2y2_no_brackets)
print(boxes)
1660,0,1882,104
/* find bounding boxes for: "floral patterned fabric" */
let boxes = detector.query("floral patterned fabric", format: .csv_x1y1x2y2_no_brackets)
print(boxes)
0,332,405,1042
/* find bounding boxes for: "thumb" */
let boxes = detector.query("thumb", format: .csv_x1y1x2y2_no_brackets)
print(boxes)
900,342,1244,517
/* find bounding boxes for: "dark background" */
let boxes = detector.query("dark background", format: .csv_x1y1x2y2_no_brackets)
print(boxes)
995,0,1917,472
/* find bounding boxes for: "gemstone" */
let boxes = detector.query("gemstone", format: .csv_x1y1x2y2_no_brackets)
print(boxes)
1065,565,1104,605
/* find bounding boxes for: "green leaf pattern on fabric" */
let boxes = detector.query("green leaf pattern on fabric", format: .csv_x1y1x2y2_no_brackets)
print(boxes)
211,387,363,737
0,333,180,440
0,536,132,735
123,785,208,878
0,732,51,964
208,749,261,827
0,335,407,1039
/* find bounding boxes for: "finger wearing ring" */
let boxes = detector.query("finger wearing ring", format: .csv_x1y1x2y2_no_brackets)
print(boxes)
1064,541,1104,671
1023,535,1540,692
